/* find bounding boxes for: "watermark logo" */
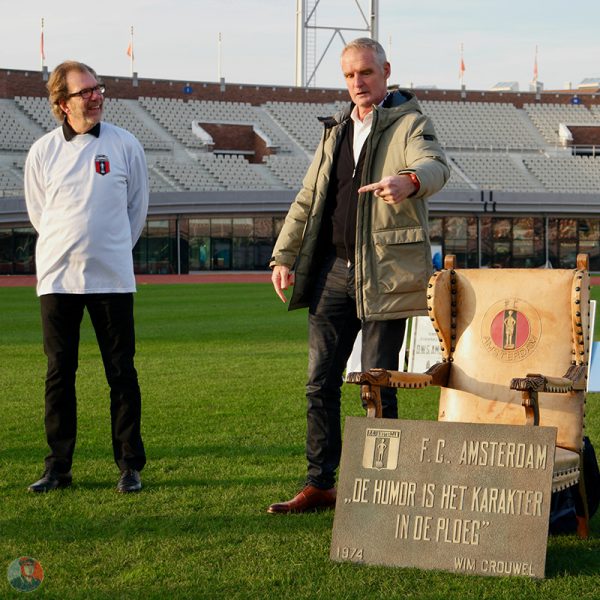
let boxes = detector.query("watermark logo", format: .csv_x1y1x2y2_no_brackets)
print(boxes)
7,557,43,593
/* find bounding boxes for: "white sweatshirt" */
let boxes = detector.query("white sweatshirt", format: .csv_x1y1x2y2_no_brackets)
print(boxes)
24,122,149,296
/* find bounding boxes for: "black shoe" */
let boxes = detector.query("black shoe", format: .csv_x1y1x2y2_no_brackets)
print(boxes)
117,469,142,493
28,470,72,493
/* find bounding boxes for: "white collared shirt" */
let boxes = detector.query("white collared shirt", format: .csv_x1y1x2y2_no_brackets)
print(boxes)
350,107,373,165
24,122,149,296
350,93,389,164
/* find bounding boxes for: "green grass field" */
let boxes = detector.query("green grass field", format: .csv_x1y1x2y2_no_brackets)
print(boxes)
1,283,599,600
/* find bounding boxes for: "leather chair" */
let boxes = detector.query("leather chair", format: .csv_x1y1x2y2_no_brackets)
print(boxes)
347,254,591,538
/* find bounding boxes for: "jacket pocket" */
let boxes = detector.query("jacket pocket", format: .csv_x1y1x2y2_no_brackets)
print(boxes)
372,227,429,294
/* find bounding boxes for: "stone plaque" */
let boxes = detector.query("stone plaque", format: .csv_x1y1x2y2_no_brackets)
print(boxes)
331,418,556,578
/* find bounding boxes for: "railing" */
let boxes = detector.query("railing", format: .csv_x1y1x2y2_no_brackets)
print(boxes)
569,145,600,157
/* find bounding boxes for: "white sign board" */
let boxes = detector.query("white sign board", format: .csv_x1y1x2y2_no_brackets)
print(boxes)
345,328,408,378
587,300,597,390
407,316,443,373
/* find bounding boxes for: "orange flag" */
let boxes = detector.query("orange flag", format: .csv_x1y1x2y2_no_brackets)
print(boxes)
40,18,46,63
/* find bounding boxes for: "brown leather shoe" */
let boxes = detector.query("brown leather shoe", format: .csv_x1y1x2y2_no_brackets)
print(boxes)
267,485,336,514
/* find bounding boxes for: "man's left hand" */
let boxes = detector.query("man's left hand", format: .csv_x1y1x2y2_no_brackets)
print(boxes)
358,174,417,205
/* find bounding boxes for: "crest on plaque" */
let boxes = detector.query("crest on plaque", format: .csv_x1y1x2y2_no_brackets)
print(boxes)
481,298,541,362
362,428,401,471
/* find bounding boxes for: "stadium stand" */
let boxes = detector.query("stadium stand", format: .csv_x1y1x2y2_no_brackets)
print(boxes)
0,99,46,151
197,153,278,190
264,100,346,153
1,67,599,273
139,97,218,149
14,96,56,131
155,158,223,192
420,100,545,151
450,152,542,192
0,164,24,197
16,96,173,151
102,99,173,151
523,154,600,193
522,103,598,145
442,162,473,190
4,81,600,197
264,155,311,189
139,97,296,153
147,165,179,193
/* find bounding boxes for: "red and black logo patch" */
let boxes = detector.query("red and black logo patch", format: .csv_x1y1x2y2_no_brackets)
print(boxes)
490,308,529,351
95,154,110,176
481,299,541,362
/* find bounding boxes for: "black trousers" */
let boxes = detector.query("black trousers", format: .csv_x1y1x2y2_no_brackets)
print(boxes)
305,255,406,489
40,293,146,473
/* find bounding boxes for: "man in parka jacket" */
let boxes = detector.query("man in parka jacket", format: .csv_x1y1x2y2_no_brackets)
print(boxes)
267,38,449,514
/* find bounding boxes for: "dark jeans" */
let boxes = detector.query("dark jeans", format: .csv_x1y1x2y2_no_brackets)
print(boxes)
40,293,146,473
306,255,406,489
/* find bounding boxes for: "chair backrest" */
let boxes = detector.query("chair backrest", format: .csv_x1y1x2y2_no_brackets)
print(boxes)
428,255,590,452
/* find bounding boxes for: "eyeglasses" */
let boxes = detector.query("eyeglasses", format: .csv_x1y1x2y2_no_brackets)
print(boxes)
66,84,105,100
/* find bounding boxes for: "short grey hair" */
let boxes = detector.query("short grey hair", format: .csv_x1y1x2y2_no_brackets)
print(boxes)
342,37,387,68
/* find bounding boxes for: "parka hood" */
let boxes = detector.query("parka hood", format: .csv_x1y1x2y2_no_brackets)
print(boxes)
320,89,422,129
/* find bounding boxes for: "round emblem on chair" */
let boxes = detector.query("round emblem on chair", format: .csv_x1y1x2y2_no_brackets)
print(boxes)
481,299,541,361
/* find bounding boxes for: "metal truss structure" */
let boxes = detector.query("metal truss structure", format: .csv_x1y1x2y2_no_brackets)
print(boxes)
295,0,379,87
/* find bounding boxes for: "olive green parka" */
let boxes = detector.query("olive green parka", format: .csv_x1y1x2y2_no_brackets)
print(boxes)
270,90,449,321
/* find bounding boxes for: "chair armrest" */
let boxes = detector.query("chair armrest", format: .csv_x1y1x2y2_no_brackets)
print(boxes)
510,365,586,426
346,368,433,389
346,368,433,418
510,364,588,394
424,361,451,387
564,364,588,391
510,374,571,394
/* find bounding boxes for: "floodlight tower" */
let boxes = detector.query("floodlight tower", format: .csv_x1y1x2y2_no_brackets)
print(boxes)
295,0,379,87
